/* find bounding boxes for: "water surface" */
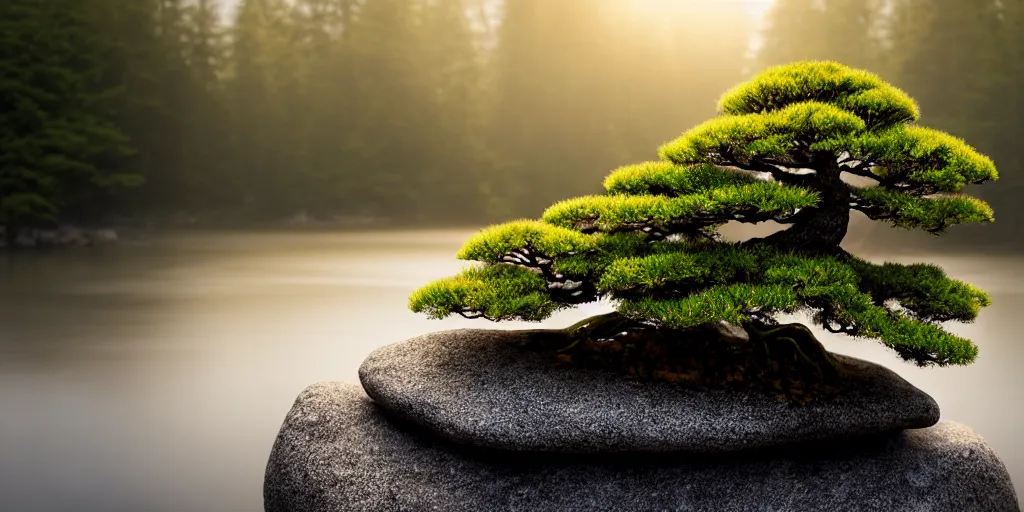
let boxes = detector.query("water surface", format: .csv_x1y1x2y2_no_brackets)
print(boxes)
0,231,1020,511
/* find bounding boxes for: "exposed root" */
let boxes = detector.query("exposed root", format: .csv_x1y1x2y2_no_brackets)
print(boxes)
536,313,846,404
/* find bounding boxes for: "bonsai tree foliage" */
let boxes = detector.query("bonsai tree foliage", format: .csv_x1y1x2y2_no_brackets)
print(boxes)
409,62,996,391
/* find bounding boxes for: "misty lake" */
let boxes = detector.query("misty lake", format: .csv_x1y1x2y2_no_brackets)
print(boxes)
1,230,1021,511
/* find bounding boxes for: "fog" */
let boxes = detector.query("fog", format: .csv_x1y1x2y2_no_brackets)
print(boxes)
1,231,1022,511
3,1,1023,510
5,0,1021,249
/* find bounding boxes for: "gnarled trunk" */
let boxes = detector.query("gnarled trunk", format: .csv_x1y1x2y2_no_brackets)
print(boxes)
748,162,851,254
758,201,850,253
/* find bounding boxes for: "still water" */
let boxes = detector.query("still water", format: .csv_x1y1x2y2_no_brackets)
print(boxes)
0,230,1021,511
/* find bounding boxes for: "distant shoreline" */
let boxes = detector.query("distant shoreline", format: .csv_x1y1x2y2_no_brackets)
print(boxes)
3,214,1017,257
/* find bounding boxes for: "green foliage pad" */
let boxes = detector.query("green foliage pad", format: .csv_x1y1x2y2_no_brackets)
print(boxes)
410,61,996,368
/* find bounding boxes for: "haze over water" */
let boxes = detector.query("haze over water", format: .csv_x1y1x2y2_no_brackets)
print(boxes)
0,230,1021,511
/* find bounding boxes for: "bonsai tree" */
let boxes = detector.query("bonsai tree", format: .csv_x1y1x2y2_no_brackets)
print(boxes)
408,62,996,395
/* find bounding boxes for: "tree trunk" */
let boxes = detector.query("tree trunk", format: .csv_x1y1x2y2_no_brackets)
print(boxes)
747,163,851,254
757,201,850,253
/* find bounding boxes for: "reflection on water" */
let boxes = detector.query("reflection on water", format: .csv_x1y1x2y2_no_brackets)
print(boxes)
0,230,1020,511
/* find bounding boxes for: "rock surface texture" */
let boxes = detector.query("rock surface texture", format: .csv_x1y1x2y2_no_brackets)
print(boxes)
359,329,940,453
264,382,1019,512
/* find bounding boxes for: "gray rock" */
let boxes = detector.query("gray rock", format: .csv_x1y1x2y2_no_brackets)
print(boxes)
14,230,37,248
264,382,1019,512
93,228,118,243
359,329,941,454
35,229,60,246
56,227,91,247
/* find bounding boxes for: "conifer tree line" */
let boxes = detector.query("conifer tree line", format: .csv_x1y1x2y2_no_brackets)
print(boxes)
2,0,1022,247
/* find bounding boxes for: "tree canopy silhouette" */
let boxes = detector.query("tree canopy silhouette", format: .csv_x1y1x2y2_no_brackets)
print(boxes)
410,62,996,370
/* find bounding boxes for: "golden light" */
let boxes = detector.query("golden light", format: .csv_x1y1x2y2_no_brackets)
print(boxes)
612,0,776,16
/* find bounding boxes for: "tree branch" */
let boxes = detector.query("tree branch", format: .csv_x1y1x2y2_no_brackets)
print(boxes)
494,243,601,305
720,155,809,186
841,156,949,196
572,207,805,238
842,163,881,182
848,200,886,220
822,320,857,335
457,309,494,321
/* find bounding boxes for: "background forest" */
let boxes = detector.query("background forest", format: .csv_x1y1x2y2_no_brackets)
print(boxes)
2,0,1022,248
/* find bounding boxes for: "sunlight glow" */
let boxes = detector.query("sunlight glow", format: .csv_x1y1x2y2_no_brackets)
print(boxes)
615,0,775,16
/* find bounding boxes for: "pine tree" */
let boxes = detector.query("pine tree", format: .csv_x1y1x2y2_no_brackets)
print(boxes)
410,62,996,388
758,0,886,71
886,0,1002,138
92,0,166,214
487,0,624,215
883,0,1011,244
99,0,200,214
228,0,299,215
344,0,452,219
0,0,139,239
178,0,231,208
183,0,226,90
413,0,492,221
286,0,359,216
993,0,1024,238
